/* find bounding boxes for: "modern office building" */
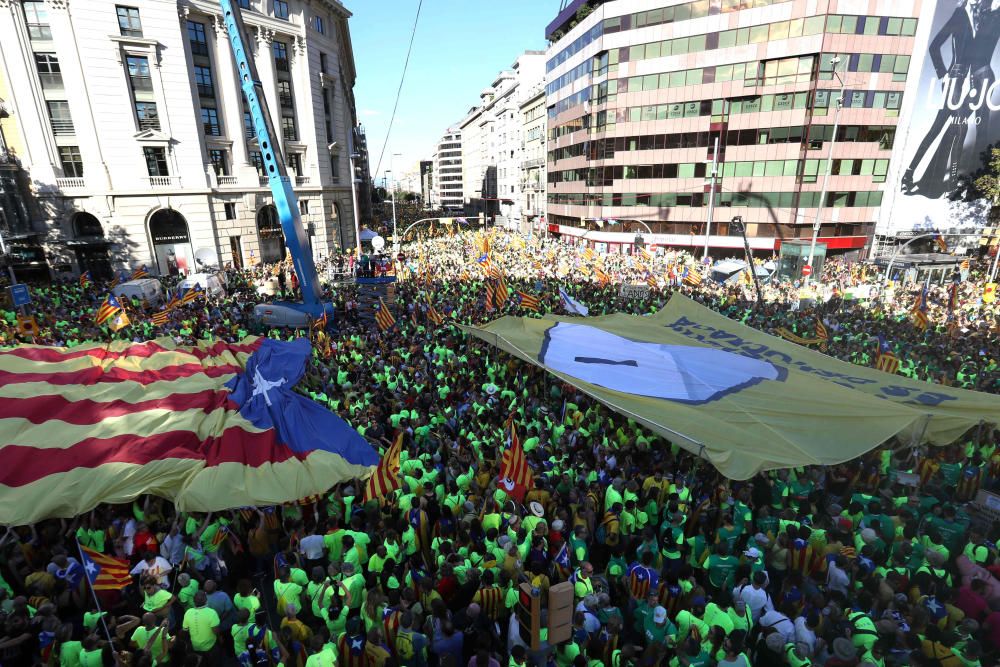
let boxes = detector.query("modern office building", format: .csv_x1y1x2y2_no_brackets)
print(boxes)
544,0,920,256
419,159,433,208
433,126,463,211
0,0,368,278
519,86,546,235
459,51,545,226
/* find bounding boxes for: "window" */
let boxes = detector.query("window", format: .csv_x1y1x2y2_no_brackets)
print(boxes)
59,146,83,178
126,56,151,91
319,52,327,74
249,150,265,175
188,21,209,56
273,41,289,71
325,120,333,144
288,153,302,176
281,115,297,141
34,53,62,89
238,0,251,8
312,15,325,34
194,65,214,98
116,6,142,37
243,112,255,139
273,0,288,20
299,200,309,214
22,0,51,40
224,203,237,220
209,148,228,175
277,80,293,108
46,100,74,135
330,154,340,182
135,102,159,130
143,146,168,176
201,107,220,136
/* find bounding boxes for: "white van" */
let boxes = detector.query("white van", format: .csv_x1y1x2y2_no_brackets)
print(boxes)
112,278,164,306
177,273,226,298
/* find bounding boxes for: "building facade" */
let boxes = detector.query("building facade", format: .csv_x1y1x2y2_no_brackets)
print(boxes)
432,126,463,211
519,86,546,235
544,0,920,255
0,0,368,279
419,159,433,208
459,51,545,227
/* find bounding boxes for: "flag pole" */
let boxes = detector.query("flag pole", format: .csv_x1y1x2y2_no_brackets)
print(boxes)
75,538,121,665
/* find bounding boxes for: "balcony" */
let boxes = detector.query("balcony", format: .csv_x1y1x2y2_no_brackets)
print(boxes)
295,175,310,186
130,75,152,92
38,73,64,90
217,175,238,186
281,127,297,142
203,122,220,136
49,118,75,135
138,117,160,131
259,175,269,186
521,157,545,169
56,177,85,189
145,175,180,188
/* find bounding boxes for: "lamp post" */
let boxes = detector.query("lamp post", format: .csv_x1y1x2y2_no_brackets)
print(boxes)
389,152,402,253
805,55,846,285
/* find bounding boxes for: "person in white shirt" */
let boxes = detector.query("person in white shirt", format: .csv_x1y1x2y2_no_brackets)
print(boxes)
733,571,772,623
826,554,850,595
298,531,326,566
160,524,185,566
758,605,797,644
130,551,173,587
793,610,820,656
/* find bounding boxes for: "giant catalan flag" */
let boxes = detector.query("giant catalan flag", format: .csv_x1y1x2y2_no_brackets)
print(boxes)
0,336,379,524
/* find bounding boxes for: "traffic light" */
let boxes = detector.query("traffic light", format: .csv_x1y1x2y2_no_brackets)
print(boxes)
516,583,541,650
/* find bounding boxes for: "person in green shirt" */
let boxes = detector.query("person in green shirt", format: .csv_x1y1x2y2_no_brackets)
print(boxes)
274,568,305,615
130,613,173,665
182,592,221,656
704,543,740,592
141,582,175,618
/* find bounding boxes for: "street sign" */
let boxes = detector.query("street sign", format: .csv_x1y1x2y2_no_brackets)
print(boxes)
8,283,30,307
801,264,813,277
619,284,650,299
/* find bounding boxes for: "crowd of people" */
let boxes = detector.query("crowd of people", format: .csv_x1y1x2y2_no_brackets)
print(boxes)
0,230,999,667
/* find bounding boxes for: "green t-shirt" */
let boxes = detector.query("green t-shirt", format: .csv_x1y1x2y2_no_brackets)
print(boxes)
79,649,104,667
706,554,740,590
59,640,83,667
274,580,303,614
182,606,220,652
131,626,170,664
143,589,173,613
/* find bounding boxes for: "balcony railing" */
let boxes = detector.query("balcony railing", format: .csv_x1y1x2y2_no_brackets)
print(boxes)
190,41,209,57
281,127,297,141
38,73,64,90
197,83,215,98
258,175,269,186
203,123,220,136
49,118,75,135
274,58,289,72
521,157,545,169
295,175,310,186
120,27,143,38
130,75,152,92
244,125,255,140
217,175,238,186
56,177,85,189
145,175,180,187
279,93,293,108
138,117,160,131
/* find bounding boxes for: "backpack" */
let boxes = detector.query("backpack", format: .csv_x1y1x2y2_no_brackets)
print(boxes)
396,628,415,661
243,625,273,667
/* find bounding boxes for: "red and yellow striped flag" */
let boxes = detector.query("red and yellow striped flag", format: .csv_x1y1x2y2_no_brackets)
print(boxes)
364,431,404,502
516,291,540,312
595,267,610,286
79,544,132,590
494,276,509,308
426,301,444,326
498,425,532,502
375,298,396,332
582,248,595,262
875,352,900,374
0,336,379,525
152,310,170,326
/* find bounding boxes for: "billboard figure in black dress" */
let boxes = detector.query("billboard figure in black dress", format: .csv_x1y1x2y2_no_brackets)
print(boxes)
901,0,1000,199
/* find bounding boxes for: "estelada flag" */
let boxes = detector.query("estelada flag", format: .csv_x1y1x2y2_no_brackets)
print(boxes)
151,310,170,326
364,431,404,502
375,298,396,332
875,352,900,375
78,544,132,590
494,276,509,308
426,300,444,326
179,285,203,305
130,265,150,280
0,337,378,524
516,291,540,312
498,425,532,502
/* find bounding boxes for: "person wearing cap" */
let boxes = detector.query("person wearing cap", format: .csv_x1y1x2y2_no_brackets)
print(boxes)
642,605,675,655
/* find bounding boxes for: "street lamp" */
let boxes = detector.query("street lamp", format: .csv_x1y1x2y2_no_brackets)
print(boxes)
805,55,846,285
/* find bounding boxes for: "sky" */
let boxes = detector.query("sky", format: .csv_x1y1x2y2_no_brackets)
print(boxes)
347,0,554,188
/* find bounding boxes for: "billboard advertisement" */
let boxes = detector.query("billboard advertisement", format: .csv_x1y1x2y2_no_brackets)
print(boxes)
880,0,1000,235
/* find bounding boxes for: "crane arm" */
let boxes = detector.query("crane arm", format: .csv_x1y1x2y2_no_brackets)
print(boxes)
218,0,323,310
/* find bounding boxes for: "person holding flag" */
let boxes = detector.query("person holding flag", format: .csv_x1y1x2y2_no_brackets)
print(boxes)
93,294,125,327
79,271,92,288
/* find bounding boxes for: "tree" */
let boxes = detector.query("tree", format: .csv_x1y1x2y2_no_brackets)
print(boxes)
973,147,1000,204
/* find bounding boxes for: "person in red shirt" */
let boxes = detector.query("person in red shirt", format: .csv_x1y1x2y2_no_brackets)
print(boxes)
131,522,158,560
955,578,990,622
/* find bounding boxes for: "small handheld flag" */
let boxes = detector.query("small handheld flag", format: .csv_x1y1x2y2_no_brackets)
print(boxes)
910,287,929,331
364,431,404,502
875,352,900,375
683,268,703,287
151,310,170,326
79,271,92,287
130,265,150,280
179,285,203,305
494,276,509,308
516,291,540,312
558,288,589,316
426,300,444,325
108,310,131,332
934,234,948,252
498,424,533,503
375,298,396,332
311,311,328,331
94,294,124,326
815,319,829,351
78,544,132,590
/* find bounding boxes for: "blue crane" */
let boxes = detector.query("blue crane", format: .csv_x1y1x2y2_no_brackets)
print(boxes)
218,0,333,327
